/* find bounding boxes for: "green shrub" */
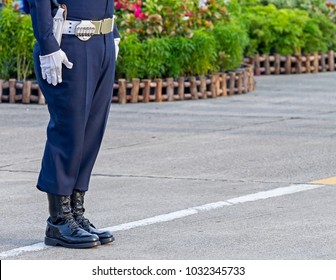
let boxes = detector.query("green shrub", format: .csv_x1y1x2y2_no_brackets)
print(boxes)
141,37,172,79
306,13,336,53
0,6,16,79
243,5,278,55
116,33,145,80
235,0,262,7
188,29,218,76
242,4,332,56
16,14,35,80
0,5,34,80
169,30,219,77
236,0,327,12
259,0,327,12
166,36,195,77
213,20,249,71
242,4,336,56
117,29,219,79
270,8,307,55
301,14,327,53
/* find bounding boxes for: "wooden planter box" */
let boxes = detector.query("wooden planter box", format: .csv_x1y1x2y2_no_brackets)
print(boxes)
0,64,255,105
244,51,335,76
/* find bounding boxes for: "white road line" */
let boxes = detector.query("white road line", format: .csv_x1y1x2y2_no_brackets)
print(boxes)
0,242,48,259
0,183,324,259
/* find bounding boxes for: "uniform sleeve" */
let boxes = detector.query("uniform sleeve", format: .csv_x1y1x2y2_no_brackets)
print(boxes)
113,23,120,39
34,0,60,55
22,0,30,14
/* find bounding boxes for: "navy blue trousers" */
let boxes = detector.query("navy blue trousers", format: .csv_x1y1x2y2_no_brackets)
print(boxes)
34,33,116,196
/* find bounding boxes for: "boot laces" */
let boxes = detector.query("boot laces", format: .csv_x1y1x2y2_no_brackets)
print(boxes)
63,215,80,232
76,215,93,231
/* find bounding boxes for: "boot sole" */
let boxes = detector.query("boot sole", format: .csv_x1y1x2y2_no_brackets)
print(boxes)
45,237,100,249
100,236,115,245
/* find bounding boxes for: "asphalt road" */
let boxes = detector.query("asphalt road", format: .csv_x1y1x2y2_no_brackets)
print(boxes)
0,72,336,260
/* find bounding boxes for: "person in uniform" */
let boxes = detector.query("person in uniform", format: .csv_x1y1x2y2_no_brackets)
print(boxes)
26,0,120,248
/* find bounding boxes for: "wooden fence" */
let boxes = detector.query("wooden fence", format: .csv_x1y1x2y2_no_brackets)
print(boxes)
0,79,45,104
0,65,255,105
244,51,336,76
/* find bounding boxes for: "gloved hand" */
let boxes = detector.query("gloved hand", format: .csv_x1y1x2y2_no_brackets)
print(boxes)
114,38,120,61
39,49,73,86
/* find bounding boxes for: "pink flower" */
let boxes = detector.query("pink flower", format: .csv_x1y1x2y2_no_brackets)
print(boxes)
115,2,123,9
134,5,146,19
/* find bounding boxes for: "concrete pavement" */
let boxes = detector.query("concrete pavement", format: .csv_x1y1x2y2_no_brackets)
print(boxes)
0,72,336,259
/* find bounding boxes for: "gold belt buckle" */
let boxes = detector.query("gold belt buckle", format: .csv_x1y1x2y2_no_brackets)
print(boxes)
100,17,114,34
75,20,96,41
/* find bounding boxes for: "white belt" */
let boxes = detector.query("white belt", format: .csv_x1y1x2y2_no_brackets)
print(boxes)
62,16,115,41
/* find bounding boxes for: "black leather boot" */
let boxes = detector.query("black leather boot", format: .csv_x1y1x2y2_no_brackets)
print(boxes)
45,194,100,248
71,190,115,244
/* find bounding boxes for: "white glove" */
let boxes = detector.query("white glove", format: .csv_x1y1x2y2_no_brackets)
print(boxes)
39,49,73,86
114,38,120,61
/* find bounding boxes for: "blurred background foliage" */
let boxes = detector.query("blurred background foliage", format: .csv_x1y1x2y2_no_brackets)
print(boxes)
1,0,336,80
